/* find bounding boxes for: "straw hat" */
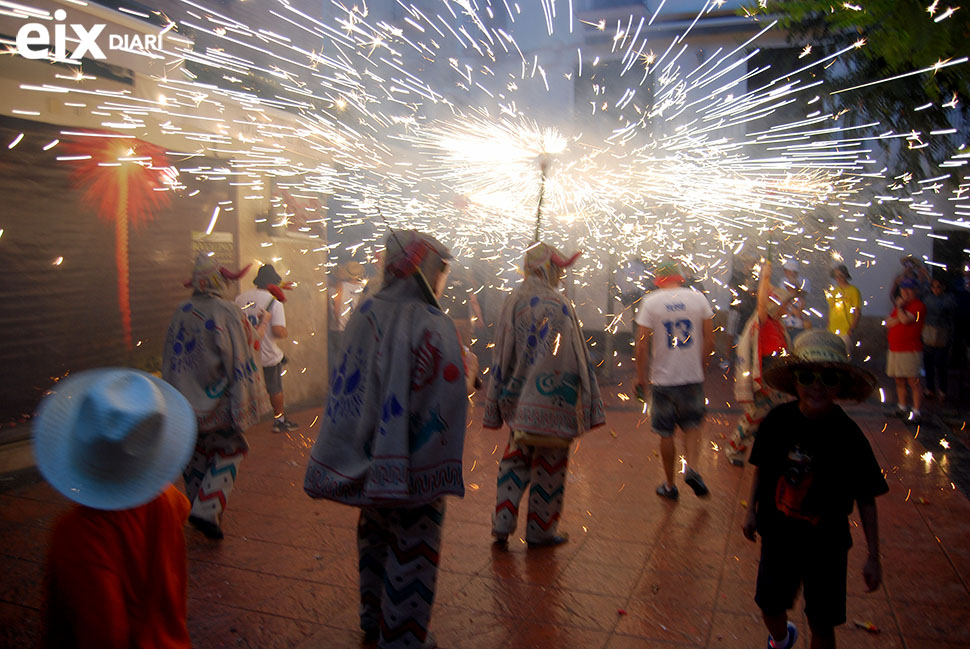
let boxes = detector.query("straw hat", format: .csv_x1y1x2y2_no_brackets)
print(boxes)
32,369,197,511
763,330,875,402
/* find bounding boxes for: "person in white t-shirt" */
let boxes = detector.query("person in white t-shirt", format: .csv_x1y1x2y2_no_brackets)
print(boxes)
781,259,812,340
236,264,298,433
634,261,715,500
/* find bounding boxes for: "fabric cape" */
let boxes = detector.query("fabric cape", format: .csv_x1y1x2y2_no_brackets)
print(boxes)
483,275,605,440
304,279,469,506
162,294,266,433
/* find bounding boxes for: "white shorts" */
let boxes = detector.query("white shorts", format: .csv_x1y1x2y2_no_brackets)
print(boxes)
886,351,921,378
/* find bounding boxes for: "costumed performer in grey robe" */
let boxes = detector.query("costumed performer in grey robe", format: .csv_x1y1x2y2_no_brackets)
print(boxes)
484,242,605,548
163,254,267,540
304,230,477,649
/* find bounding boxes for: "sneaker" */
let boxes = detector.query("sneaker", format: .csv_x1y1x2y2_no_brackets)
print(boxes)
684,469,710,497
656,483,679,500
272,417,299,433
895,406,909,420
908,410,922,425
767,621,798,649
527,533,569,548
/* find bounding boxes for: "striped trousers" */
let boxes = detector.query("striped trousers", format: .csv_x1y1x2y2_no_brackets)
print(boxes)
727,387,790,462
492,435,570,544
358,499,444,649
182,429,248,525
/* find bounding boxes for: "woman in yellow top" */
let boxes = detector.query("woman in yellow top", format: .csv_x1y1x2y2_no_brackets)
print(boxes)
826,264,861,350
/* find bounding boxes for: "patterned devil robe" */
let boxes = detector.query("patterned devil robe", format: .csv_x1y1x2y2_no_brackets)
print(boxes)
162,293,264,436
304,279,469,506
484,275,605,441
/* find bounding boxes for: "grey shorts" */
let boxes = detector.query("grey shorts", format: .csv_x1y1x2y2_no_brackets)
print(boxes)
650,383,706,437
263,362,283,395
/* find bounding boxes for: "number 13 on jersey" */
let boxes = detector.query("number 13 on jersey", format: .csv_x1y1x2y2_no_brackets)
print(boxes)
662,319,693,348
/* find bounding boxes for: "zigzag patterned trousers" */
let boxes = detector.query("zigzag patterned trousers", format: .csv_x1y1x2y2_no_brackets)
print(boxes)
358,499,444,649
492,435,569,544
726,386,790,462
182,429,248,525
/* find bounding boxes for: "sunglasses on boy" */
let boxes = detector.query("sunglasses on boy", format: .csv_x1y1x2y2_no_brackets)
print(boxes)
794,369,842,388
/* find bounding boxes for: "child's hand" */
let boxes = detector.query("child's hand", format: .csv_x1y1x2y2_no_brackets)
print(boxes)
742,508,758,542
863,554,882,592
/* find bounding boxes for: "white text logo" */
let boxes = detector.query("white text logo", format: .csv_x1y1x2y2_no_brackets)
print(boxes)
16,9,164,61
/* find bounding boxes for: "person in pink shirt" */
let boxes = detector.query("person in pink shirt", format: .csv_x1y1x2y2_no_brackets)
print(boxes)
886,279,926,424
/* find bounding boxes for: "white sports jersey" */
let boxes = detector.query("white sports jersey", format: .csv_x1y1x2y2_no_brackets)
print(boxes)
236,288,286,367
635,286,714,386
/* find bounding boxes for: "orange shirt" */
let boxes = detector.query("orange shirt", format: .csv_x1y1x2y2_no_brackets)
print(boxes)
43,484,191,649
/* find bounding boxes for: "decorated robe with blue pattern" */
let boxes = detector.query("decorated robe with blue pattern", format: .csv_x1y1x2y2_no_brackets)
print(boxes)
162,293,265,433
304,280,468,506
483,275,605,440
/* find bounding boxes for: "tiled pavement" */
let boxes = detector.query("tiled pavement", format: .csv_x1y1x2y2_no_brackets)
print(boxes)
2,371,970,649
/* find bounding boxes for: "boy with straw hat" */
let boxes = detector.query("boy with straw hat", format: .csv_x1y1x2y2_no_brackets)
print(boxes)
742,330,888,649
34,368,197,648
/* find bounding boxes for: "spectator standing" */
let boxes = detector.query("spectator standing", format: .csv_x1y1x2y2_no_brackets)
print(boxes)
35,368,197,649
727,259,796,466
742,330,888,649
441,268,484,348
825,264,861,352
163,255,266,540
485,242,605,547
921,278,955,401
305,231,475,649
236,264,299,432
890,254,931,302
886,279,926,424
328,261,366,379
952,264,970,370
634,261,715,500
781,260,812,342
726,256,757,349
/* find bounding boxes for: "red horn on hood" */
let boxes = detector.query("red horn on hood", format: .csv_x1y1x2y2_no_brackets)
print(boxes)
219,263,252,282
551,250,582,268
267,284,288,303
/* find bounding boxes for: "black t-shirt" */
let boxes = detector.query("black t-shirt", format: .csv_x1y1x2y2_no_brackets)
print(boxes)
750,401,889,548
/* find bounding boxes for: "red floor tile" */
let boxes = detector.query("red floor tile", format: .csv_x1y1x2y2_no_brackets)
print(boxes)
894,603,970,643
5,375,970,648
614,603,713,645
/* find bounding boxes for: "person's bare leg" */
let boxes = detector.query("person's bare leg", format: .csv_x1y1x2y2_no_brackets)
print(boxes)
660,435,676,486
762,612,790,647
909,376,921,413
808,617,836,649
894,377,908,410
270,392,285,419
682,425,702,471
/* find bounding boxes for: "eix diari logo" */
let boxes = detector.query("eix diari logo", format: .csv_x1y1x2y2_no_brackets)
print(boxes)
16,8,165,61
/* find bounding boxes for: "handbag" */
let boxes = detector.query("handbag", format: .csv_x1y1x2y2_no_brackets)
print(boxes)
922,324,948,348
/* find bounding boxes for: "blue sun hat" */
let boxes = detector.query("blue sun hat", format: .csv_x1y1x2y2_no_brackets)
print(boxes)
32,368,197,511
